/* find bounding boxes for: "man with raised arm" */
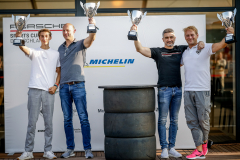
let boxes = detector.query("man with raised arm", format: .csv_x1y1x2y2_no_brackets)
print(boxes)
58,18,96,159
16,29,61,160
181,26,234,159
130,25,204,159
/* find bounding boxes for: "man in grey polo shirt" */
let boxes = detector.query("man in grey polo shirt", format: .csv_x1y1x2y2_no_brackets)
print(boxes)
58,18,96,159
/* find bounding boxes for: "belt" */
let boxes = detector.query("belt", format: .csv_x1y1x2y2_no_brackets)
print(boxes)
65,81,82,85
159,85,180,88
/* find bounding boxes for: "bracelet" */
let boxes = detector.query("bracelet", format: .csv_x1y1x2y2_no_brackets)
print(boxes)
54,84,58,89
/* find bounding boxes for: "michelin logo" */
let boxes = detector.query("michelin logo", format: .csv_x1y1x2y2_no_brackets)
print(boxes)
89,59,135,65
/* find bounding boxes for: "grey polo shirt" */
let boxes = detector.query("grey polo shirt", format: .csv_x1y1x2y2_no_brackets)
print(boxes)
58,39,87,84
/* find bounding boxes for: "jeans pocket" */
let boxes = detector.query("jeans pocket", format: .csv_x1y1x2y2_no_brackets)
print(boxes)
204,106,211,120
177,86,182,90
204,95,211,120
159,87,168,92
75,82,85,89
204,91,210,97
60,84,64,90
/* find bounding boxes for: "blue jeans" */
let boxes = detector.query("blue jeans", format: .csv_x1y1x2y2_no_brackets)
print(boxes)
59,82,91,150
158,86,182,149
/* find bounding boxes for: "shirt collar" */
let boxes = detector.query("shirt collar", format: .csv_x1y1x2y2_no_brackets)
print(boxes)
62,38,77,47
187,44,198,50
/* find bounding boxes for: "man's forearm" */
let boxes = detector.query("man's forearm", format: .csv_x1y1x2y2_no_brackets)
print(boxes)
89,33,96,41
219,38,228,49
212,27,234,53
19,46,30,56
134,40,143,52
55,73,60,85
134,40,151,57
212,38,227,53
84,33,96,48
55,68,61,85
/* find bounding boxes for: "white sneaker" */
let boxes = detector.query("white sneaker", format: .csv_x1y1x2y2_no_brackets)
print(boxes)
161,148,169,158
85,149,94,159
17,152,34,160
43,151,57,159
169,148,182,158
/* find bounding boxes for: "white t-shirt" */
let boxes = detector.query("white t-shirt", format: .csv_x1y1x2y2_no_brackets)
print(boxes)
181,43,215,91
28,47,60,91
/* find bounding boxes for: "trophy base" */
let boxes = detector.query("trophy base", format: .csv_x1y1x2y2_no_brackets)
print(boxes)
13,38,25,46
87,24,97,33
225,34,236,44
128,31,138,41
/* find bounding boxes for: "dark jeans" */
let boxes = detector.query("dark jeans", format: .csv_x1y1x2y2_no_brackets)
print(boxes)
158,86,182,149
59,82,91,150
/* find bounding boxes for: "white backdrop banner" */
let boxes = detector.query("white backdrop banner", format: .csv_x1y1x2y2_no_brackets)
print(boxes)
3,15,206,153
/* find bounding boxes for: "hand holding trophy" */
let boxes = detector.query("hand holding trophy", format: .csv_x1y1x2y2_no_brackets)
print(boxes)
12,14,30,46
127,10,147,41
217,8,237,44
80,1,100,33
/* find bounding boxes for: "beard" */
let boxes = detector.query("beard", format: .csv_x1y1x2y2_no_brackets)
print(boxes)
166,42,174,47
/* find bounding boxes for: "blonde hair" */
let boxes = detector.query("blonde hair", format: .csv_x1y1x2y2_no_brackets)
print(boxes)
183,26,198,35
38,28,52,37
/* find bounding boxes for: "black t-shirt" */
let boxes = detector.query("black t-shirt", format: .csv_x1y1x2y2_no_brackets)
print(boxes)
150,45,187,87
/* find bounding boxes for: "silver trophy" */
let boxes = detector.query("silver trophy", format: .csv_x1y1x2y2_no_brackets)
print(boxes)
217,8,237,44
80,1,100,33
12,14,30,46
127,10,147,41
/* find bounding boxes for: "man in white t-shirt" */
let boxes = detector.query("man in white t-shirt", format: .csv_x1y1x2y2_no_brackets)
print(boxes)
15,29,61,160
181,26,234,159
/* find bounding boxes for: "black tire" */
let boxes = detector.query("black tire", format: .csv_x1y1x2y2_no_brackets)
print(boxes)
105,136,156,160
104,112,155,138
104,88,155,113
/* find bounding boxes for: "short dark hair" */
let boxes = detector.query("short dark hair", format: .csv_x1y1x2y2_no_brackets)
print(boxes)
162,28,174,37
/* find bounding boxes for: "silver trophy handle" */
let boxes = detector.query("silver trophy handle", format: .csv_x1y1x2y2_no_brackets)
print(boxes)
127,10,132,22
96,1,100,9
12,14,15,23
127,10,131,17
217,13,222,21
80,1,86,14
233,8,237,17
217,13,224,26
232,8,237,23
143,11,147,18
26,14,30,21
94,2,100,15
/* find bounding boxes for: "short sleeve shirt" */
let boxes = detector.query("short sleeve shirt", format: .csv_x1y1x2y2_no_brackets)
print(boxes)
28,48,60,91
181,43,214,91
58,39,87,84
150,45,187,87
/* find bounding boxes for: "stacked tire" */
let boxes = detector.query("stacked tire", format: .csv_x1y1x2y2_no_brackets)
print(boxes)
103,86,156,160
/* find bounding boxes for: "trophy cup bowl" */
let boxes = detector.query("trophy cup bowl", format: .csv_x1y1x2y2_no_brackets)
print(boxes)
80,1,100,33
217,8,237,44
12,14,30,46
128,10,147,41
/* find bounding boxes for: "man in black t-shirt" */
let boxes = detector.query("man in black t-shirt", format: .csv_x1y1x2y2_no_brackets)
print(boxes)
131,25,204,158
